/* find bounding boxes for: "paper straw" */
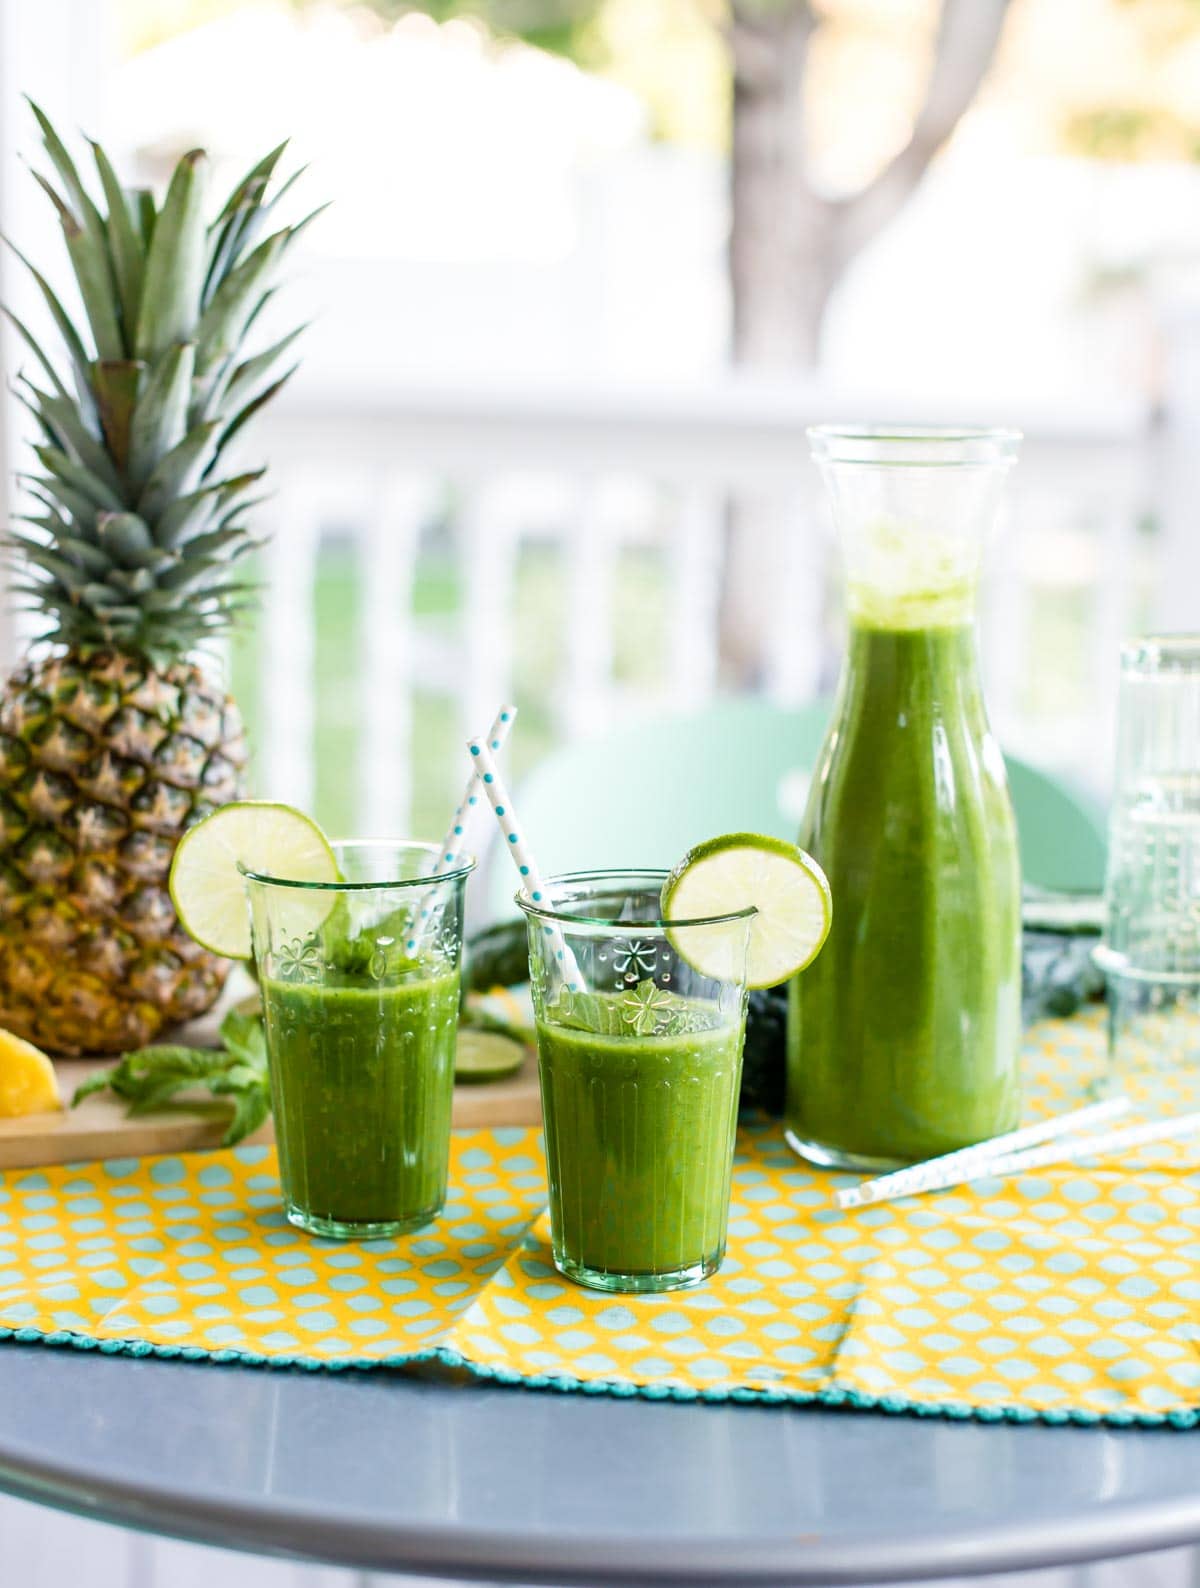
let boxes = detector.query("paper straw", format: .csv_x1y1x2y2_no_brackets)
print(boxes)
405,704,517,955
434,705,517,878
974,1110,1200,1181
837,1096,1132,1210
467,735,585,992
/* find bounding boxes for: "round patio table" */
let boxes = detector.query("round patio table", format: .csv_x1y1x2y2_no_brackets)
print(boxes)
0,1344,1197,1583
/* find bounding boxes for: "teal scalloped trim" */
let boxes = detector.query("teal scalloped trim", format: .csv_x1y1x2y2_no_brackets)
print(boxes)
1,1324,1195,1430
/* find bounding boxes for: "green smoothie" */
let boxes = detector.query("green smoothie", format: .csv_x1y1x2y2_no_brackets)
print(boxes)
536,991,744,1289
786,619,1021,1166
261,967,460,1237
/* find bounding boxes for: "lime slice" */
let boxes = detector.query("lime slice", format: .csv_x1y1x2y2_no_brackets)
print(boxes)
455,1029,527,1085
169,801,338,960
662,832,832,990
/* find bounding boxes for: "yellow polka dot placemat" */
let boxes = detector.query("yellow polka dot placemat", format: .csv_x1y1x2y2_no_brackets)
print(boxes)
1,1011,1197,1427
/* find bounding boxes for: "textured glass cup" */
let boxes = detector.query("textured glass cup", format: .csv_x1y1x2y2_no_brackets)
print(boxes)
520,872,752,1293
787,427,1023,1170
1097,637,1200,1081
244,840,474,1239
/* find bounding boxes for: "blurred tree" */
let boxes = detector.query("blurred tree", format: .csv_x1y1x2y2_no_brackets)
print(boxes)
303,0,1013,368
726,1,1010,366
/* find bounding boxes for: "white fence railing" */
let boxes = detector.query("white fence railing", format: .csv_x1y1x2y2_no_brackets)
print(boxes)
240,375,1166,839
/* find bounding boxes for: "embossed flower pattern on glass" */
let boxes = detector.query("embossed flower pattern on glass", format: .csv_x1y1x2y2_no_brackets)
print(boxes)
620,979,675,1036
614,938,657,981
276,934,323,983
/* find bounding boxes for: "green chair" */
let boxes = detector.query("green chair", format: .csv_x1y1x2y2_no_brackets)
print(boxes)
483,698,1107,919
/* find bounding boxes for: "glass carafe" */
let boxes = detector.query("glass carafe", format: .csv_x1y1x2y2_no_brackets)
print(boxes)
786,426,1023,1170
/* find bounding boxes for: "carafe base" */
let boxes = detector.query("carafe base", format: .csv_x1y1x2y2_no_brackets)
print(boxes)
784,1126,909,1174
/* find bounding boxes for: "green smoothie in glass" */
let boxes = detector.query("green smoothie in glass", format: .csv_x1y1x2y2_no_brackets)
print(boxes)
262,967,460,1237
244,839,475,1239
537,993,744,1284
787,428,1023,1170
518,871,752,1293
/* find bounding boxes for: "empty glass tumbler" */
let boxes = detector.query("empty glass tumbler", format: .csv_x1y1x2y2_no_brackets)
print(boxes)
520,872,752,1293
1097,637,1200,1080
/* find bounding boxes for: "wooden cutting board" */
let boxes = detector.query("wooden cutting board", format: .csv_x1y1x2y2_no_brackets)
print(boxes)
0,978,542,1172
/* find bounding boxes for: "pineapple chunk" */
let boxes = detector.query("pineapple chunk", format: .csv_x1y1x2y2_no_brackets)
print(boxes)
0,1029,61,1117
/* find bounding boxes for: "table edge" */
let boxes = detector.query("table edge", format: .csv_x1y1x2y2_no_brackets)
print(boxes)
1,1435,1198,1585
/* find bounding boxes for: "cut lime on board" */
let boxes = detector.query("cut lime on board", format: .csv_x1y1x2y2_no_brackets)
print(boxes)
170,801,338,960
455,1029,527,1085
662,832,832,989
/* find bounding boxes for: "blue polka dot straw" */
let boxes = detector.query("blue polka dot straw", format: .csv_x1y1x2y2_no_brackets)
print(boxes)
433,705,517,880
408,706,518,955
466,734,584,991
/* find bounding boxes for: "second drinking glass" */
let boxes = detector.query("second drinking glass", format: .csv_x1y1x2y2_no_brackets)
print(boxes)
520,872,752,1293
1097,636,1200,1082
244,840,475,1239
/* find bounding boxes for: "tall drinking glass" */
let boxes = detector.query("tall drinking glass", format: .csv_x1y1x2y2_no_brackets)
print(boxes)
1097,636,1200,1080
519,872,752,1293
787,426,1023,1169
244,840,474,1239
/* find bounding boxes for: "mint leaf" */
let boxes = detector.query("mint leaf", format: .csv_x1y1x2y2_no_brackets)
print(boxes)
219,1008,267,1069
71,1020,273,1147
223,1083,271,1147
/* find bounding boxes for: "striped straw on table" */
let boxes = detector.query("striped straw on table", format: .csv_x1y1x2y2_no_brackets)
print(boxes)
837,1095,1161,1210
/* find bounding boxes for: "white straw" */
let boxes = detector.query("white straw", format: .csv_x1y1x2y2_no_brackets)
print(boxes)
434,705,516,878
405,705,517,955
975,1110,1200,1181
838,1102,1200,1209
466,734,585,992
837,1096,1132,1210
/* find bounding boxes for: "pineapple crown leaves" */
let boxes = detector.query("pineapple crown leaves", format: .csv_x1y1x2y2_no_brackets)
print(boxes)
1,103,318,665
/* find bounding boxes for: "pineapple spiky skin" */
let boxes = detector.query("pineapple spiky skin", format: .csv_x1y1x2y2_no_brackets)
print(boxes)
0,108,311,1055
0,650,248,1054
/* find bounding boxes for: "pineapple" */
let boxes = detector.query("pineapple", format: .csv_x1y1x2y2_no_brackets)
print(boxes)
0,104,314,1054
0,1026,61,1116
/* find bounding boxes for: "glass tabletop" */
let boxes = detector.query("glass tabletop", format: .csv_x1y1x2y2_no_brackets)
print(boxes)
0,1344,1196,1584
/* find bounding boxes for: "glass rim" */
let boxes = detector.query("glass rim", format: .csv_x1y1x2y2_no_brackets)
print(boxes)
239,838,477,892
515,867,758,931
808,423,1021,468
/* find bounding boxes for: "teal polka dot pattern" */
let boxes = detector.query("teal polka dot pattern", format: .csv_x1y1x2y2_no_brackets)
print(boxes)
454,1014,1200,1426
0,1134,546,1368
0,1011,1196,1427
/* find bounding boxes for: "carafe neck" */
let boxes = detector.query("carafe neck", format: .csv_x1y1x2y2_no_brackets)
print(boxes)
844,618,982,696
809,426,1019,632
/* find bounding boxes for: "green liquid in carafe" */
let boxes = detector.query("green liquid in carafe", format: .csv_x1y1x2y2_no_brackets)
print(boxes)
785,619,1022,1168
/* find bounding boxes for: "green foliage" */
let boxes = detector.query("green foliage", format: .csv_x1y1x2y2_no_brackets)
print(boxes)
465,918,532,994
291,0,602,58
2,105,312,665
73,1006,272,1146
1065,104,1200,162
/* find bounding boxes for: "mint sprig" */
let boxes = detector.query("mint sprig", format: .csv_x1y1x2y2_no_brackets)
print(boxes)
73,1007,272,1147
